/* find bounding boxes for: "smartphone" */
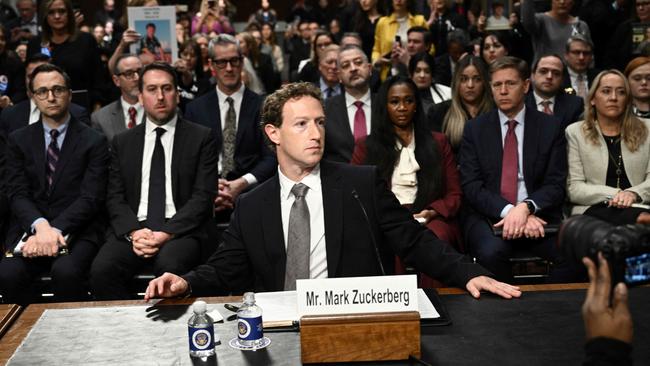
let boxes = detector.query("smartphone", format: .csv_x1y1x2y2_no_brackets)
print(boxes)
394,35,402,46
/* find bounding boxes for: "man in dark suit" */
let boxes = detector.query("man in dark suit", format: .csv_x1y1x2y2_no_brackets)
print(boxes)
145,82,522,300
91,54,144,142
526,54,583,129
0,132,8,246
287,20,312,74
433,29,469,87
0,64,109,305
89,63,218,300
324,45,373,163
185,34,275,216
459,57,568,282
562,35,599,100
0,53,90,136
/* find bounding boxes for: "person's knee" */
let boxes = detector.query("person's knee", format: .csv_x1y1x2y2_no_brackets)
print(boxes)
0,260,30,286
51,259,84,283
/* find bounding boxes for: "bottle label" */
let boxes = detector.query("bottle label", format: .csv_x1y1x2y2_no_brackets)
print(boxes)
188,325,214,351
237,316,263,341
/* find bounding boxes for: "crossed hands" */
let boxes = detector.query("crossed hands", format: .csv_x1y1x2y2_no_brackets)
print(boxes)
214,177,248,212
493,202,546,240
130,228,172,258
22,221,66,258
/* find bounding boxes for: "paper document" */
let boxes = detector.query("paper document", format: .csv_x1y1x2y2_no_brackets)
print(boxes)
256,289,439,327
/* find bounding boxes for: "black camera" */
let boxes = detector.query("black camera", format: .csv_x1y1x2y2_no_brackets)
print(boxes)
560,215,650,286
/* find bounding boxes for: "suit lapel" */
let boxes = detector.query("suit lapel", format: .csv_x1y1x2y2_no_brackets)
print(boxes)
320,161,343,277
487,109,504,180
235,89,253,148
50,118,81,192
261,176,287,289
111,101,126,135
131,124,146,204
523,108,540,191
209,91,223,148
170,118,187,205
30,122,47,191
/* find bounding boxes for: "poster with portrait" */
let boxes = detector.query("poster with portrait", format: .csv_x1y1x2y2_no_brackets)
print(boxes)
127,6,177,64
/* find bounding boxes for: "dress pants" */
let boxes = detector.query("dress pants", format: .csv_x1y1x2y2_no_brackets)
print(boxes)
0,239,98,305
90,233,201,300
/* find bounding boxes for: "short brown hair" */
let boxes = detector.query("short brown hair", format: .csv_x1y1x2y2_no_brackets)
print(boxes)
261,82,323,147
489,56,530,80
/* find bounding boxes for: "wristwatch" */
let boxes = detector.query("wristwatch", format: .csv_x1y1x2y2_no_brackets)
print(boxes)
523,200,535,215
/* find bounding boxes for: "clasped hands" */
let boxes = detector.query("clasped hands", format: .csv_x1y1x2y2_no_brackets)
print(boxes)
214,177,248,212
607,190,639,209
22,221,66,258
130,228,172,258
493,202,546,240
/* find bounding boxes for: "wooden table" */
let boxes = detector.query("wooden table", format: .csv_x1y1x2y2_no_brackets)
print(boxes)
0,305,22,341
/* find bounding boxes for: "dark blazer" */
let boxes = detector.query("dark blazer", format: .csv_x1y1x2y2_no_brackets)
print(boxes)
525,91,584,129
323,92,375,163
106,117,218,238
184,87,276,182
561,68,600,93
183,160,489,295
0,132,8,241
0,100,91,136
4,117,109,250
90,99,134,142
459,108,567,222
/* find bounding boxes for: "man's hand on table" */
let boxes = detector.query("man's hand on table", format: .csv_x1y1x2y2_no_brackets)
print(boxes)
144,272,189,301
466,276,522,299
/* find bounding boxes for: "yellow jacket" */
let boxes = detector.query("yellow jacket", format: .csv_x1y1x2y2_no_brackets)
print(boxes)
371,13,429,81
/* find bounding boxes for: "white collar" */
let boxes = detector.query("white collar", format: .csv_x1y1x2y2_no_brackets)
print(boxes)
145,115,178,135
533,91,556,106
278,164,322,200
215,83,245,105
344,89,371,108
498,105,526,125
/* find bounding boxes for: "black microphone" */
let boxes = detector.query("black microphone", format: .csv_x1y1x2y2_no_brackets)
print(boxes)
351,189,386,276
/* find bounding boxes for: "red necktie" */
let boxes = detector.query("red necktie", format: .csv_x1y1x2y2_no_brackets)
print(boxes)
541,100,552,115
353,101,367,141
128,106,137,129
500,120,518,204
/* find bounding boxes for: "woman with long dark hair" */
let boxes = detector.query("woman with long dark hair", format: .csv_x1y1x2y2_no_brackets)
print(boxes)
351,0,385,58
408,52,451,113
352,76,463,287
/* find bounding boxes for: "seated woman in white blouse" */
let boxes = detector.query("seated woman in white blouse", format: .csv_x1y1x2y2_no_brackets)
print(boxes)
566,69,650,224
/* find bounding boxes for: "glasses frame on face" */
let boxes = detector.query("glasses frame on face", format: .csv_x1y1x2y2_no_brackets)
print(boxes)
212,56,243,69
116,69,142,80
33,85,70,100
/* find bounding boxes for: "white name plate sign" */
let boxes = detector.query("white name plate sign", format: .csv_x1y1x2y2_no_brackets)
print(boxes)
296,275,418,317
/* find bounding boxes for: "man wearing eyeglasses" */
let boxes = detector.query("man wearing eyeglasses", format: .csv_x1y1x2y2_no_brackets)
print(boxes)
185,34,276,221
562,35,599,100
459,56,569,282
0,64,109,305
91,54,144,142
526,53,584,129
90,62,218,300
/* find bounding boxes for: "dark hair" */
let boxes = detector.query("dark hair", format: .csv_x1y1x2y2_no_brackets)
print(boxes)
138,62,178,92
26,52,52,66
407,26,432,47
480,31,511,58
408,52,447,101
40,0,77,43
387,0,415,14
531,53,565,72
146,23,156,29
489,56,530,80
364,76,442,212
29,63,71,92
353,0,386,34
261,82,323,148
311,30,336,63
179,40,205,79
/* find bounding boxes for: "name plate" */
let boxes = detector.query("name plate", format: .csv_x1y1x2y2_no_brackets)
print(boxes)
296,275,418,317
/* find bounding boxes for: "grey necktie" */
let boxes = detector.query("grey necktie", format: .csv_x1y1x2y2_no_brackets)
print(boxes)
221,96,236,178
284,183,311,291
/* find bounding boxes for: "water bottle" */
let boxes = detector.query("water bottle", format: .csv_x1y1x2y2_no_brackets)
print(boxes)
236,292,264,349
188,300,215,357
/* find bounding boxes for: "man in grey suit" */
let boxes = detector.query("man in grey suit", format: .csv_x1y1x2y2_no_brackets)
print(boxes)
323,45,373,163
91,54,144,141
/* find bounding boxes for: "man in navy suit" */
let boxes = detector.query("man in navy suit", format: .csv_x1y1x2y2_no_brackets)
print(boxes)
459,56,567,281
0,64,109,305
185,34,275,216
526,54,584,129
145,82,522,300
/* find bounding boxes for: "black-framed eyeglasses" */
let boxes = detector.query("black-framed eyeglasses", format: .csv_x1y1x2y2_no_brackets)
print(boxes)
116,69,142,80
212,57,242,69
33,85,69,100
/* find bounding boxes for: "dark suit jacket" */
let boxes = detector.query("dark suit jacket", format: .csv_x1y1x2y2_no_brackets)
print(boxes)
0,132,8,243
0,100,91,136
434,54,453,87
106,117,218,238
184,88,276,182
183,160,489,295
561,68,600,93
323,92,376,163
459,108,567,222
525,91,584,129
4,117,109,250
90,99,134,142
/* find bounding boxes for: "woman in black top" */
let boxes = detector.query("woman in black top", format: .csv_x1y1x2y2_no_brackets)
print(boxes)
27,0,104,109
350,0,385,59
0,25,26,110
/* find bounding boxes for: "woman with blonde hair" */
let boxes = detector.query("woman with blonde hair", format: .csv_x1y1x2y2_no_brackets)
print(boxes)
566,69,650,224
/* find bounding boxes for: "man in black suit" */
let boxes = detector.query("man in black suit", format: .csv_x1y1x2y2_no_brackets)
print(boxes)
459,56,567,281
91,54,144,142
324,45,373,163
433,29,469,87
185,34,275,217
145,82,522,300
89,63,218,300
287,20,312,74
526,54,584,129
0,64,109,305
562,35,599,100
0,53,90,136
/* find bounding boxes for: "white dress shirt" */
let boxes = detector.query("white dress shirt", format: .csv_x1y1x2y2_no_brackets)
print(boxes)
120,97,144,129
215,84,257,185
137,116,178,222
568,68,588,95
391,137,419,205
345,90,372,136
29,99,40,125
533,91,555,114
278,165,327,280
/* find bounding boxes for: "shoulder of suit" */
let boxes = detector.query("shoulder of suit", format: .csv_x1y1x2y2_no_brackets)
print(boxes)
179,117,213,135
